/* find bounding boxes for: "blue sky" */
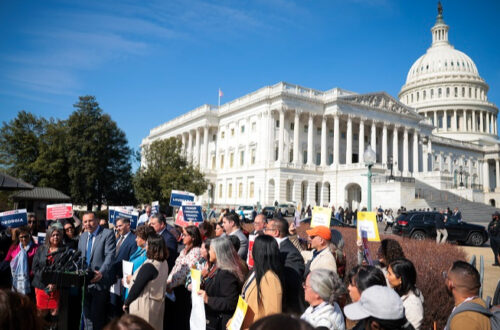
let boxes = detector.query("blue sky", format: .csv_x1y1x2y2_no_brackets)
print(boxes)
1,0,499,165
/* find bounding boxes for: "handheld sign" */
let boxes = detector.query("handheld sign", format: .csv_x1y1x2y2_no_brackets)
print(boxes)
109,207,139,229
247,235,256,269
37,232,46,245
190,269,201,293
152,201,160,215
0,209,27,228
170,190,195,207
176,204,203,227
228,296,248,330
46,203,73,220
356,212,381,242
311,206,332,228
360,230,374,265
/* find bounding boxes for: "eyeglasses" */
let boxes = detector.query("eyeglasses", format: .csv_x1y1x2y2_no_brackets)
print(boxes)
19,235,29,239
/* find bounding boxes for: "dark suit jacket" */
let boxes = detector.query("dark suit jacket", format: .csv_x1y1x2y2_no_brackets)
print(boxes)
113,232,137,278
78,227,116,290
205,269,241,330
160,228,178,271
279,238,306,315
31,245,67,290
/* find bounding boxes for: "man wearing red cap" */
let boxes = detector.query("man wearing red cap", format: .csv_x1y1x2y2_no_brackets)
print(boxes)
303,225,337,279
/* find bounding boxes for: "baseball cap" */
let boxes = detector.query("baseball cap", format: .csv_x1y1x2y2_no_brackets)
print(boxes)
306,226,331,240
344,285,404,321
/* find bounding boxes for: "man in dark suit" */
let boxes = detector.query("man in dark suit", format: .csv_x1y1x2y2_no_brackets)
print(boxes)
266,217,306,315
78,212,116,330
109,217,136,319
149,215,178,270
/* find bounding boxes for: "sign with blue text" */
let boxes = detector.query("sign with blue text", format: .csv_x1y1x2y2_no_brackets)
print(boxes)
108,207,139,229
181,205,204,223
152,201,160,214
170,190,195,207
0,209,28,228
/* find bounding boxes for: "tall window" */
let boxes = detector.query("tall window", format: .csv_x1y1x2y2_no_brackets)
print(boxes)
230,153,234,168
241,125,245,133
438,88,442,98
221,131,225,139
220,154,225,169
251,149,256,165
231,128,235,136
303,150,307,164
218,184,223,198
276,120,280,128
240,150,245,166
252,122,256,131
228,183,232,198
211,156,216,169
275,147,279,161
249,182,254,198
238,183,243,198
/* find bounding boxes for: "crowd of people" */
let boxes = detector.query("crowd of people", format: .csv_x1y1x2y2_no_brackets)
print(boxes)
0,205,497,330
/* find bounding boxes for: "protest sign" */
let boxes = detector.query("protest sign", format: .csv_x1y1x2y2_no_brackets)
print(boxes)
175,204,203,227
190,268,206,330
0,209,27,228
360,230,374,265
228,296,248,330
247,235,256,269
46,203,73,220
37,232,46,245
170,190,195,207
356,211,380,242
310,206,332,228
152,201,159,214
108,207,139,229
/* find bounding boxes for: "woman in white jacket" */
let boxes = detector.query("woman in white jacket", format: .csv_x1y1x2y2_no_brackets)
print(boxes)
301,269,346,330
386,258,425,330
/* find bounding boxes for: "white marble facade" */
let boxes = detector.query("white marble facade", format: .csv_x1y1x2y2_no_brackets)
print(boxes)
141,7,500,210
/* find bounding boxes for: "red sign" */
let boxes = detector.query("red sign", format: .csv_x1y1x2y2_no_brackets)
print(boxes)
247,235,256,269
46,204,73,220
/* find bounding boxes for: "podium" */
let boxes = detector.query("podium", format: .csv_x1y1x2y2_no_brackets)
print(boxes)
42,270,94,330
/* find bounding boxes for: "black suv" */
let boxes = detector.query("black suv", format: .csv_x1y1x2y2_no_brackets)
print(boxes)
392,211,488,246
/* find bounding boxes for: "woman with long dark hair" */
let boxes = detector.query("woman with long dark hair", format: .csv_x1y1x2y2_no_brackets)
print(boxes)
198,236,245,330
346,265,386,303
387,258,424,329
238,235,284,329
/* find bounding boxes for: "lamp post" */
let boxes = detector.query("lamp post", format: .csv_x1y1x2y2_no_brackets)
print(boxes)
459,165,464,187
363,145,376,211
388,156,395,181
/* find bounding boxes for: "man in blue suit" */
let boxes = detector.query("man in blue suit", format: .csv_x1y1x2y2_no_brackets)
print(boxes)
149,215,178,270
78,212,116,330
109,217,136,319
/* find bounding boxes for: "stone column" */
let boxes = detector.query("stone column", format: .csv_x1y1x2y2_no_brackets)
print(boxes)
453,110,458,131
307,114,313,166
422,137,428,173
187,130,193,163
346,115,353,165
495,117,498,135
483,161,490,192
359,118,365,163
392,126,399,173
487,112,491,134
321,116,327,166
382,123,387,167
334,114,340,166
181,134,187,157
496,159,500,191
371,121,377,158
195,128,201,165
413,130,419,173
480,111,484,133
434,111,438,128
202,126,209,169
463,110,467,132
278,109,285,162
443,110,448,131
472,110,476,132
438,153,443,171
293,111,300,165
403,127,409,174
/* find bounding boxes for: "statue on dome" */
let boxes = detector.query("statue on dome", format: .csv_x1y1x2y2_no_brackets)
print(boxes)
438,1,443,16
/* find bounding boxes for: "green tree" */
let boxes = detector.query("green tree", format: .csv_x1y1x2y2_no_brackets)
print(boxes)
67,96,135,210
0,111,46,184
133,137,208,208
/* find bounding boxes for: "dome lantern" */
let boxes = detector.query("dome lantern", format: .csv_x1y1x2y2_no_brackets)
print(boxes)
431,1,450,47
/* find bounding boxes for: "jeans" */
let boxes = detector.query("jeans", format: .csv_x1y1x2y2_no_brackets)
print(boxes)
436,228,448,244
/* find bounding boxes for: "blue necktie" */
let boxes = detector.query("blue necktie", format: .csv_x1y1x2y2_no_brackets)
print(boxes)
86,233,94,266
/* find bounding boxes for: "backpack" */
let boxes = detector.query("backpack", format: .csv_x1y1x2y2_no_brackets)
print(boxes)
445,302,500,330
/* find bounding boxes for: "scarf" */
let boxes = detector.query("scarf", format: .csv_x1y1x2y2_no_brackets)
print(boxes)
10,242,31,294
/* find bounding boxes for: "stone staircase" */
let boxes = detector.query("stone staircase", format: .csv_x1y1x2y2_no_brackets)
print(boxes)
405,180,499,225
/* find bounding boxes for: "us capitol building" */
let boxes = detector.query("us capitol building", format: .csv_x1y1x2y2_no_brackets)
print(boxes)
141,6,500,211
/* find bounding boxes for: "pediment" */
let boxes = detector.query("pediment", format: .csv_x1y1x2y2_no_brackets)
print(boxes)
339,92,421,119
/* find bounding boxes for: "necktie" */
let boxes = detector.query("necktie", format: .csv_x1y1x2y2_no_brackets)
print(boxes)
116,235,124,254
86,233,94,266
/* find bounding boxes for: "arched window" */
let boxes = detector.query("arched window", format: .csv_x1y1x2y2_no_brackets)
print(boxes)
438,88,442,98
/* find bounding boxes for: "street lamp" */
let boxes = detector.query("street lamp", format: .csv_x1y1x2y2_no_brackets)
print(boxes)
459,165,464,187
363,145,376,211
388,155,395,181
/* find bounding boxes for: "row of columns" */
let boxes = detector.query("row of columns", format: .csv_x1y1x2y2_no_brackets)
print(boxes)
427,109,497,134
180,126,211,168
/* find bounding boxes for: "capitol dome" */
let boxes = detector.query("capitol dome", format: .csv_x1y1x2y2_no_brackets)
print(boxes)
398,4,498,144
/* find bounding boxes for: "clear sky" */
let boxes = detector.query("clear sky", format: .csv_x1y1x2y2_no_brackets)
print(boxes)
1,0,499,163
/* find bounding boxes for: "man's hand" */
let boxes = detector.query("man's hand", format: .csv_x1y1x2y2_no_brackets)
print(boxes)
91,270,103,283
289,222,297,235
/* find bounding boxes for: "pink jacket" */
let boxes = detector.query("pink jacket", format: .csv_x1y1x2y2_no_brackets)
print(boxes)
4,243,39,277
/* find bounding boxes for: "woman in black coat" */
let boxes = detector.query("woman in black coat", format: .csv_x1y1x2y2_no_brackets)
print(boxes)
198,237,245,330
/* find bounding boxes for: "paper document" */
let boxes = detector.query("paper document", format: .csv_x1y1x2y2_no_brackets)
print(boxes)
122,260,134,289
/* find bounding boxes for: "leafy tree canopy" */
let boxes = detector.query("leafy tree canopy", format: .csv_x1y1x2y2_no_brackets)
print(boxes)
133,137,208,209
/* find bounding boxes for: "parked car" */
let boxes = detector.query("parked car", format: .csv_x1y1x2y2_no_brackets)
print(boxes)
300,216,355,228
238,205,254,221
392,211,488,246
262,206,276,219
278,203,295,216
